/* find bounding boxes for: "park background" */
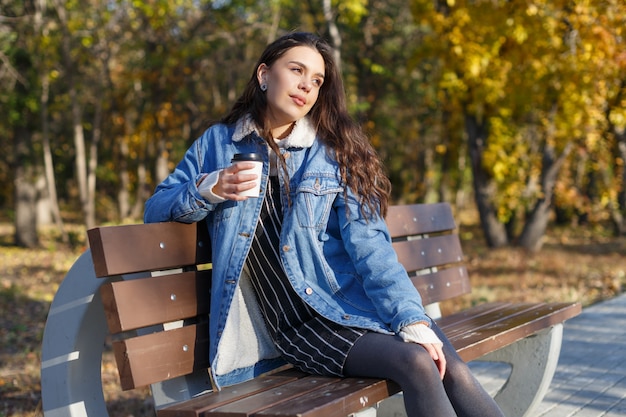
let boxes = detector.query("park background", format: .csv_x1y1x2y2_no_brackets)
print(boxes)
1,0,625,416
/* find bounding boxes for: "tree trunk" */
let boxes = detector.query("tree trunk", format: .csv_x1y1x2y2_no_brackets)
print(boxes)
518,143,573,251
423,145,438,203
13,126,39,248
156,135,170,184
41,72,69,241
267,1,281,45
455,149,468,211
118,138,131,220
55,0,91,228
15,172,39,248
618,134,626,235
71,90,91,227
36,0,68,241
130,160,149,219
86,76,104,230
609,128,626,235
605,78,626,235
322,0,342,67
36,175,52,225
465,113,508,247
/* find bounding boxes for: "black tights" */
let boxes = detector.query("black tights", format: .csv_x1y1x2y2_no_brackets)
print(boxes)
343,323,504,417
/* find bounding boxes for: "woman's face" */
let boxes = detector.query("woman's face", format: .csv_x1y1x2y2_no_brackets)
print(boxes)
257,46,325,139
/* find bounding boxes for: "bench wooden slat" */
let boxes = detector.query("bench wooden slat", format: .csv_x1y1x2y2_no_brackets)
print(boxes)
386,202,456,237
392,234,464,272
439,302,542,338
114,323,209,390
102,258,467,336
410,266,471,305
101,270,212,333
255,378,401,417
88,221,211,277
435,302,509,327
442,302,582,361
388,204,471,305
206,376,341,417
440,302,579,341
157,370,309,417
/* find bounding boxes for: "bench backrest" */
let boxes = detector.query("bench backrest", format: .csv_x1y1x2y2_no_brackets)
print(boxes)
88,202,469,390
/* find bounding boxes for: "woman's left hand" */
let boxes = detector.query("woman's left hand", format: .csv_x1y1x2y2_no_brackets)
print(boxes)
420,341,446,379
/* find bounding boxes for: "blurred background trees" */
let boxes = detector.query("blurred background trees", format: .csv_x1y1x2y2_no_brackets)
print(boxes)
1,0,625,251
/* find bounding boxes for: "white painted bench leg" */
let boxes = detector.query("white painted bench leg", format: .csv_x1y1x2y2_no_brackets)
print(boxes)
476,324,564,417
40,250,109,417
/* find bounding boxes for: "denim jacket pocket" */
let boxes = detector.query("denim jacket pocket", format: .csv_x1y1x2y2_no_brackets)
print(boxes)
293,175,343,229
207,199,237,227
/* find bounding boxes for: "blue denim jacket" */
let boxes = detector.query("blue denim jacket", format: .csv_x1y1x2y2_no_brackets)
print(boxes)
144,117,429,388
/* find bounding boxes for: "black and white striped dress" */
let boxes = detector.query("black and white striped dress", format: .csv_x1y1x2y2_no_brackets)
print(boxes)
245,175,366,377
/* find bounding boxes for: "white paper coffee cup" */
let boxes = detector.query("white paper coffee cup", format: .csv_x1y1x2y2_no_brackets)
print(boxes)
232,153,263,198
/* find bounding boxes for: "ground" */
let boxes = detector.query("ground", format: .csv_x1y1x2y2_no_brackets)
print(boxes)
0,221,624,417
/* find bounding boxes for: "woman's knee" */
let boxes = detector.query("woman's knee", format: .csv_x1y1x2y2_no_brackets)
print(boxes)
394,343,441,380
443,356,479,388
345,333,442,383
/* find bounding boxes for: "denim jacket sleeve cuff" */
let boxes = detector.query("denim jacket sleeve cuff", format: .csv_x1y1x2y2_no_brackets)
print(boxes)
198,170,227,204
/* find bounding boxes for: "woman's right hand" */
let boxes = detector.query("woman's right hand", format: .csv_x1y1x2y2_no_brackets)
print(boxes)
212,162,260,201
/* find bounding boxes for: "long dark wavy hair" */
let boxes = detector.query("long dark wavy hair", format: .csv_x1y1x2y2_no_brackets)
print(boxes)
220,32,391,219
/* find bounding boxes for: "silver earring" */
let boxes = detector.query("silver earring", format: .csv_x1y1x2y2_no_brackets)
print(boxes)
260,83,267,91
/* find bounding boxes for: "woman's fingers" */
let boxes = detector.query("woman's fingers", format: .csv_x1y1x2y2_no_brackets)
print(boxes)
217,162,259,200
422,343,447,380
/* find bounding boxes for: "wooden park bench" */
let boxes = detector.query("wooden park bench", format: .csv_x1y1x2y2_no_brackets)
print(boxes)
41,202,581,417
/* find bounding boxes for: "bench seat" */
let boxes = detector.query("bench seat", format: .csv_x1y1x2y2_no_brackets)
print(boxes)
152,303,578,417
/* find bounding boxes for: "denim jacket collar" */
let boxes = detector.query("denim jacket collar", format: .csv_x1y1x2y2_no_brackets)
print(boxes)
232,115,316,149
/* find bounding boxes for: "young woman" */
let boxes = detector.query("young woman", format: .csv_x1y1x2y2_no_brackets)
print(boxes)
144,32,504,417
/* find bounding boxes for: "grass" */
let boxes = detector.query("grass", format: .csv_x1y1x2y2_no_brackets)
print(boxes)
0,219,624,417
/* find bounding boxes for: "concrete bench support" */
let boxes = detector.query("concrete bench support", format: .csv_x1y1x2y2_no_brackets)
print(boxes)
41,251,109,417
479,324,564,417
375,324,563,417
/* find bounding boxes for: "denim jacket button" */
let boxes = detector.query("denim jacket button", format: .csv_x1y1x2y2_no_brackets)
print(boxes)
282,245,290,252
305,287,313,295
